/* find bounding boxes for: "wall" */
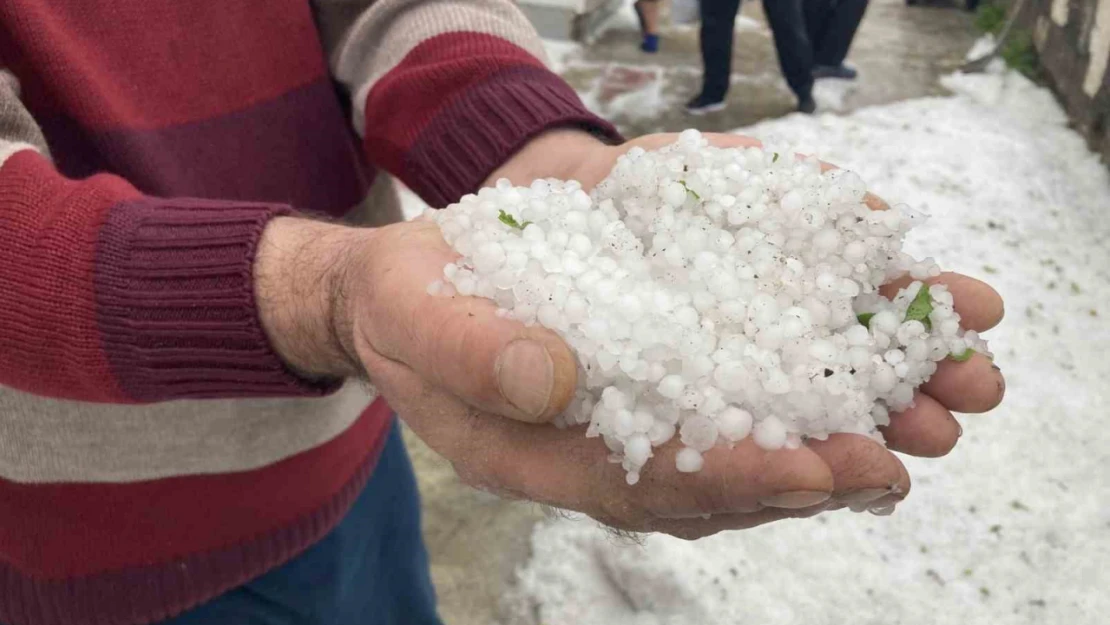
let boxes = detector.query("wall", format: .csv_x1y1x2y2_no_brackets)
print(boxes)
1020,0,1110,162
517,0,624,41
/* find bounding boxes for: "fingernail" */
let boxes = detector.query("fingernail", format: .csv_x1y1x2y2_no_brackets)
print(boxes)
868,504,897,516
837,488,891,506
497,340,555,419
760,490,831,509
957,422,964,438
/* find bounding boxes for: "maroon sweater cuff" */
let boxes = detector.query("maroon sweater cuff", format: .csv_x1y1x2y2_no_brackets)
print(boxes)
401,66,622,207
94,198,340,401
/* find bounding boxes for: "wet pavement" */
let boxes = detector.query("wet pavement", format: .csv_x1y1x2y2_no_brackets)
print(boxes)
410,2,983,624
559,0,980,137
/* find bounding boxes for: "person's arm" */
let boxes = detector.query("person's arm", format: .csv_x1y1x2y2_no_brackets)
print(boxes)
0,71,354,403
315,0,622,207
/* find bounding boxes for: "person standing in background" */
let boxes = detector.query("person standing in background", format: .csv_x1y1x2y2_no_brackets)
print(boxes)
686,0,744,114
687,0,869,116
762,0,869,112
634,0,664,53
806,0,869,79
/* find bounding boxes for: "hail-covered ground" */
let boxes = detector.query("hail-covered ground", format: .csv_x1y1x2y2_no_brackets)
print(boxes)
494,67,1110,624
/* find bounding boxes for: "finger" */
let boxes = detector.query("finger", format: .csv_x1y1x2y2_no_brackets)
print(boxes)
598,505,830,541
625,132,764,153
703,133,765,150
365,346,834,523
921,353,1005,414
880,272,1004,332
362,220,577,423
811,161,889,210
804,434,911,508
634,438,835,518
879,392,961,457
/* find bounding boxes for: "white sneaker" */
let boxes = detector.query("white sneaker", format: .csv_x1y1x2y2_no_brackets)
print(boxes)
685,95,727,115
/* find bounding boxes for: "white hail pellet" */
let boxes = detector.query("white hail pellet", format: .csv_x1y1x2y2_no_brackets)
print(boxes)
429,131,992,481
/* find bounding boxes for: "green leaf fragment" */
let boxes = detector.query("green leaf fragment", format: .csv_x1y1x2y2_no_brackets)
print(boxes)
772,152,780,163
498,209,525,230
904,283,934,330
678,180,700,200
857,312,876,327
949,348,974,362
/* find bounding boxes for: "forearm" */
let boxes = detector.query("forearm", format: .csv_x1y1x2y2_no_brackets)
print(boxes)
254,217,373,380
0,153,350,402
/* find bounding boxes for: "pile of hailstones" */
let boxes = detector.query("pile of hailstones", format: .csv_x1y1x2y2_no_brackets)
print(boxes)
426,130,990,485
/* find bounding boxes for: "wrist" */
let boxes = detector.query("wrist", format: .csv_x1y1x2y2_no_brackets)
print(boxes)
254,216,371,380
484,128,612,188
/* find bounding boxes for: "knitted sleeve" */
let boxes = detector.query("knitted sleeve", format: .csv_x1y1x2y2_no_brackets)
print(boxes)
0,70,335,402
315,0,622,208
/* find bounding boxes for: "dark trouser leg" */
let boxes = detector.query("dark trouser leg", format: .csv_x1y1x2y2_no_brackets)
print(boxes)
698,0,744,101
157,419,442,625
762,0,814,100
804,0,834,55
813,0,869,67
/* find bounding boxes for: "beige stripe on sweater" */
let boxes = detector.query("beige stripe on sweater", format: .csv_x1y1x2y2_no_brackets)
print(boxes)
0,383,374,483
0,70,46,166
320,0,550,134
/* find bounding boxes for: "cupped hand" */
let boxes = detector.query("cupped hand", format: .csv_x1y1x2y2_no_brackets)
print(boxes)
343,130,1004,539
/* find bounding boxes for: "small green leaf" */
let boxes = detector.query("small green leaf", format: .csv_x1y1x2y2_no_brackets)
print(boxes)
857,312,876,327
904,283,934,330
678,180,700,200
498,209,525,230
949,348,974,362
772,152,780,163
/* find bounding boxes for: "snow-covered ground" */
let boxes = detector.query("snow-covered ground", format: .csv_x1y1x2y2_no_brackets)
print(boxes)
502,68,1110,625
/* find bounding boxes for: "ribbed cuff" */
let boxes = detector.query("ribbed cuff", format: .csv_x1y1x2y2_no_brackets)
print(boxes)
94,198,342,401
401,65,623,207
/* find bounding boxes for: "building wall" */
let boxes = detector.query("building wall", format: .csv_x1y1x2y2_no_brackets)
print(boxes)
518,0,623,41
1022,0,1110,162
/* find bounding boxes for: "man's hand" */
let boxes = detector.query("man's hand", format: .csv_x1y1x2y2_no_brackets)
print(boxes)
254,130,1005,540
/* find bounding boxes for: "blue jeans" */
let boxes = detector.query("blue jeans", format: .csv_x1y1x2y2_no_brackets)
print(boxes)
164,418,442,625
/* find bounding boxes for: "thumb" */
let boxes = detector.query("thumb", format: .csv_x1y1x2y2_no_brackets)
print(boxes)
358,220,578,423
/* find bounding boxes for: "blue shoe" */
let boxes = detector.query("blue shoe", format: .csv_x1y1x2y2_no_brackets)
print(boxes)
641,33,660,53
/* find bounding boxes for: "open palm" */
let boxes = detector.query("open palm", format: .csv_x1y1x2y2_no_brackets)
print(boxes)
353,132,1005,539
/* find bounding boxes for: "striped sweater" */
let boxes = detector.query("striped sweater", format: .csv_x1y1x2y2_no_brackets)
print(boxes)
0,1,617,623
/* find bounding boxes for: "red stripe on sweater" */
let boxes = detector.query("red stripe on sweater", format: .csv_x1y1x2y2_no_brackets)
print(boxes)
0,151,132,402
0,0,327,130
0,398,389,579
363,32,547,177
37,78,368,216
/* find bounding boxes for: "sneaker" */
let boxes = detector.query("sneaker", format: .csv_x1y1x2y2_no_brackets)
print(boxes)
685,93,726,115
641,33,660,53
812,64,858,80
797,95,816,114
